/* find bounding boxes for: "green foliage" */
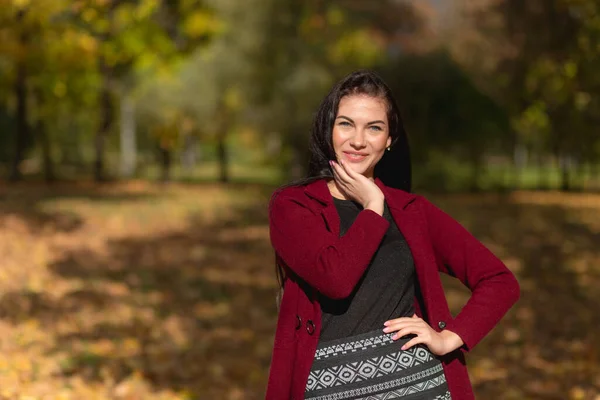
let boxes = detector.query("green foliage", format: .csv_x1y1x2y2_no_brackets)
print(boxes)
381,50,509,162
0,0,597,190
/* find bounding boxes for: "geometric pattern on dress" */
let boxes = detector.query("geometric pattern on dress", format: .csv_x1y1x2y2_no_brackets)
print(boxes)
315,333,396,360
306,363,445,399
356,375,449,399
359,390,451,400
307,346,435,392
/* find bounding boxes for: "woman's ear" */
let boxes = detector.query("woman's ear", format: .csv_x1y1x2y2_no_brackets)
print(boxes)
386,135,392,148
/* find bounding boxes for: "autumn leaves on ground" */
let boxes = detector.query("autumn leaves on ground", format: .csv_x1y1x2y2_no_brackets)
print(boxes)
0,182,598,400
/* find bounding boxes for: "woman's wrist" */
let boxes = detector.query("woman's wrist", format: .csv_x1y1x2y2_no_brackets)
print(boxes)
439,329,464,354
364,200,384,216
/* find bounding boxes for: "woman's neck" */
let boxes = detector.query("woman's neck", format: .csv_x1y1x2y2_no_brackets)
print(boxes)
326,175,375,200
327,180,347,200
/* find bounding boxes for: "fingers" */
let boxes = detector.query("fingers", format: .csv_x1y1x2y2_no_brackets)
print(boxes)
384,315,422,326
330,166,349,193
330,160,351,183
401,336,426,351
383,321,421,331
383,315,428,341
338,159,357,179
390,326,423,341
384,323,421,336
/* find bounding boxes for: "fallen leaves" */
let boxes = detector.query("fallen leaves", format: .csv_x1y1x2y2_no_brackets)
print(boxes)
0,183,598,399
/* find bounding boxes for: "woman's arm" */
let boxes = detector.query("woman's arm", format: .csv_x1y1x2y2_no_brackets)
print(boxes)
421,197,521,351
269,192,389,299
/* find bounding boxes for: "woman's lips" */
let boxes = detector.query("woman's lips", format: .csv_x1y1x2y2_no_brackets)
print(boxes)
343,151,368,162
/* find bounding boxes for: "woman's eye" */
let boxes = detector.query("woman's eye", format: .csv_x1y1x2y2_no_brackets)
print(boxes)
339,121,351,127
369,125,383,131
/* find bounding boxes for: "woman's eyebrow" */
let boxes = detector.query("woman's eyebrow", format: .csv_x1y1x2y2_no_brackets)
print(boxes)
336,115,354,123
335,116,386,125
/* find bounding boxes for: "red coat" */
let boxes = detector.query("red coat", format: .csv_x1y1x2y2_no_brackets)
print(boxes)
266,178,520,400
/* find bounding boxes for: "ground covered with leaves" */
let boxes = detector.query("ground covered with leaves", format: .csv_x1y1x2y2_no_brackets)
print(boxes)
0,182,598,399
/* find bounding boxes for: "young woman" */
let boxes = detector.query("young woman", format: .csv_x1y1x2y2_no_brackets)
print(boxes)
266,70,520,400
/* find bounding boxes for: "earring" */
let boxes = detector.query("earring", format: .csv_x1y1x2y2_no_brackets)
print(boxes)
386,146,391,151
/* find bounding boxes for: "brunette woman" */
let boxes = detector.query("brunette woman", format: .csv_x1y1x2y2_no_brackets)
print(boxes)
266,70,520,400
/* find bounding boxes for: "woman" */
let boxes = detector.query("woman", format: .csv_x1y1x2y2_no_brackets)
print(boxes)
266,70,520,400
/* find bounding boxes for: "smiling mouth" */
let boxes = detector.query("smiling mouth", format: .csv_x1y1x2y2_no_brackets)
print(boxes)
343,152,368,162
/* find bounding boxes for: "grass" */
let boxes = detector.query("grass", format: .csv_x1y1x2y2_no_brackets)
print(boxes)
0,180,599,399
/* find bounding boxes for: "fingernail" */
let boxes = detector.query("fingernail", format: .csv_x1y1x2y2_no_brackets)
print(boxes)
401,345,407,350
382,327,389,333
383,321,389,326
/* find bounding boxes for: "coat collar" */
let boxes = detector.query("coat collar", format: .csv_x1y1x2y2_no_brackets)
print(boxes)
303,176,433,318
303,177,417,210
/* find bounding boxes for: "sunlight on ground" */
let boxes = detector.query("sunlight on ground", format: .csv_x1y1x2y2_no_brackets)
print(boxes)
0,183,598,399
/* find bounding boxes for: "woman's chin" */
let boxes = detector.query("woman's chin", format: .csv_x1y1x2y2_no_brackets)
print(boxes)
349,165,371,177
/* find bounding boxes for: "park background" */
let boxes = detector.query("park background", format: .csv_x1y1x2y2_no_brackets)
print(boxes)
0,0,599,399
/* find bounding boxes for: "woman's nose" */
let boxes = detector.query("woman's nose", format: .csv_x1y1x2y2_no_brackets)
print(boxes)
350,129,365,147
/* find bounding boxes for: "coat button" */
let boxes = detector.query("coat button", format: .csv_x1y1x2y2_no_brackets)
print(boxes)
438,321,446,330
306,319,316,335
295,315,302,330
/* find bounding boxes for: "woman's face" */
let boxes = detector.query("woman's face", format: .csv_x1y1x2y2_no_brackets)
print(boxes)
332,95,391,179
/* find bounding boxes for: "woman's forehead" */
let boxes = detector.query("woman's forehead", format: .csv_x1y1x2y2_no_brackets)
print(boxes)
337,95,388,119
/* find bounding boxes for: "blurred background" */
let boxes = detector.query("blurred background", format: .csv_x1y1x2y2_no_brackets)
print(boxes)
0,0,599,399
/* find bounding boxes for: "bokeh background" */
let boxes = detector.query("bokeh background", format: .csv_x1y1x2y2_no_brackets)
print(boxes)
0,0,599,399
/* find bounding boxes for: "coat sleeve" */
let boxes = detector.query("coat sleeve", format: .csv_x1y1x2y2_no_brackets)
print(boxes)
269,191,390,299
420,197,520,351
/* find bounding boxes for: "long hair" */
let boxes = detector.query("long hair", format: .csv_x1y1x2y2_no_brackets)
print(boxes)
275,70,412,307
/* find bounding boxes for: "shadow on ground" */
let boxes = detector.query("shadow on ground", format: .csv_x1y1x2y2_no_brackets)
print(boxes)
0,185,599,399
435,194,600,399
0,196,276,399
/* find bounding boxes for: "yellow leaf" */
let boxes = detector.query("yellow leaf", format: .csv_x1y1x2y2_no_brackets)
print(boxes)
54,81,67,98
82,7,97,23
183,11,224,38
13,0,31,9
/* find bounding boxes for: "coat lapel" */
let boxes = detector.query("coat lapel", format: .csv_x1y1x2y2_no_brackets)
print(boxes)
304,178,437,319
304,179,340,237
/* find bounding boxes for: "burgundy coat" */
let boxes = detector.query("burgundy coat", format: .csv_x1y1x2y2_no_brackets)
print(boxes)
266,178,520,400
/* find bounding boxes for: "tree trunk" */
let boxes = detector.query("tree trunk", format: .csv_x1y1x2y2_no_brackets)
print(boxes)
217,131,229,183
592,162,599,191
536,151,550,190
95,58,113,182
119,94,136,178
9,18,29,182
513,141,527,190
288,135,306,181
559,154,571,192
32,88,55,182
181,134,198,174
159,146,172,182
38,115,54,183
469,145,483,192
215,101,230,183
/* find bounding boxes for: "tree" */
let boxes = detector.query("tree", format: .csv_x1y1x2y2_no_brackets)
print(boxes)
451,0,600,191
248,0,425,179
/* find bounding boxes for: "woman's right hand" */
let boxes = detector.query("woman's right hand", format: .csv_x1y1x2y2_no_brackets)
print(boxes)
330,160,385,215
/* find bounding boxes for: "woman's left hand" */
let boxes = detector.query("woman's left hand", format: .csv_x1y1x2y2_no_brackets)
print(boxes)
383,314,464,356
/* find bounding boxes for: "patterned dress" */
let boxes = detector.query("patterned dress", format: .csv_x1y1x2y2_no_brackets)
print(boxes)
305,199,451,399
